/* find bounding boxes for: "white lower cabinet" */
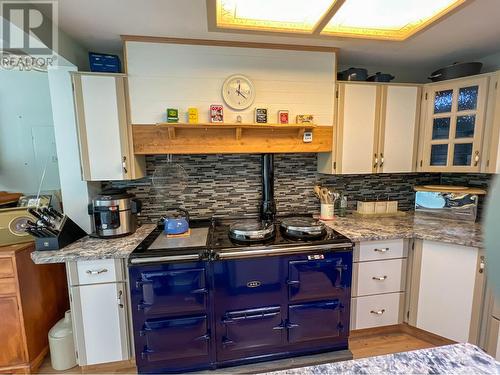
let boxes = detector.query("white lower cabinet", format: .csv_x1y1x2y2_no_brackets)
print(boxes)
351,239,407,330
67,259,131,366
408,240,484,343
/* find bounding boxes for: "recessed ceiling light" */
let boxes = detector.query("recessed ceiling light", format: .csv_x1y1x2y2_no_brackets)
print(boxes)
321,0,466,40
215,0,335,33
211,0,467,40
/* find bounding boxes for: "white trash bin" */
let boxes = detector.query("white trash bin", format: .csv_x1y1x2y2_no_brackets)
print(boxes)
48,310,77,371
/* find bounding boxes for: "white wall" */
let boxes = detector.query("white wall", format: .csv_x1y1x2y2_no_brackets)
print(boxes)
126,42,336,125
0,70,60,194
479,51,500,73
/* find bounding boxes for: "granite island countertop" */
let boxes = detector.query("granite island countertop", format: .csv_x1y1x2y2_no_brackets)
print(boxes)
266,343,499,375
31,223,156,264
323,212,483,248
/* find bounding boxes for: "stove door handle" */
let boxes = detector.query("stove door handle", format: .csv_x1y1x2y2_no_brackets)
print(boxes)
287,280,300,286
191,288,208,295
286,322,300,329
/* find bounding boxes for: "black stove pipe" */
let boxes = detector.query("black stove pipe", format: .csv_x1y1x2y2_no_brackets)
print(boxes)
260,154,277,221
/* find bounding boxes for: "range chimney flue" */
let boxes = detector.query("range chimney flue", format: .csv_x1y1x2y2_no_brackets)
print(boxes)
260,154,276,221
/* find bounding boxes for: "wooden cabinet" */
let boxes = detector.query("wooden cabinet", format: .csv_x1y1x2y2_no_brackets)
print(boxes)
319,82,420,174
71,72,145,181
0,243,68,374
67,259,130,366
350,239,408,330
408,240,485,343
418,76,489,172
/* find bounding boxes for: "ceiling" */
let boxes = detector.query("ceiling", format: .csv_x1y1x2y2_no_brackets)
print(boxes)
55,0,500,72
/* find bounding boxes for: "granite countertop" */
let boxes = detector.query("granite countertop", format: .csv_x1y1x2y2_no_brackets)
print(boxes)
31,223,156,264
31,212,483,265
266,343,499,375
324,212,483,248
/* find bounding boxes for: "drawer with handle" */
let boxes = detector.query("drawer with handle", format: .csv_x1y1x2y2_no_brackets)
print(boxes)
352,259,406,297
68,259,125,286
0,277,17,295
354,239,405,262
351,292,403,330
0,257,15,278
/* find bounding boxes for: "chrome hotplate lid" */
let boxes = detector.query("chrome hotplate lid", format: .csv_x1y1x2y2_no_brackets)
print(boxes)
229,220,275,242
280,217,325,234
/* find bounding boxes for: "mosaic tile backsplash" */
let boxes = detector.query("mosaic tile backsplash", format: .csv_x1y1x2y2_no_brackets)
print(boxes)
106,154,493,224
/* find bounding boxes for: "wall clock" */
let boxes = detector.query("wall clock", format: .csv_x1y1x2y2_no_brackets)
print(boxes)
222,74,255,110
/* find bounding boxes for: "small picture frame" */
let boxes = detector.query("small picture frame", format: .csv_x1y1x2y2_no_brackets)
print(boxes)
210,104,224,123
278,110,289,124
188,107,198,124
296,114,314,124
255,108,268,124
166,108,179,123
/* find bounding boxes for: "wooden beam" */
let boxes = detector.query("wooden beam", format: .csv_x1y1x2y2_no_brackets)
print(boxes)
312,0,346,35
121,35,338,53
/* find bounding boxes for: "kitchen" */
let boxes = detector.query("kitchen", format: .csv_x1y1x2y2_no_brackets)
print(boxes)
1,0,500,374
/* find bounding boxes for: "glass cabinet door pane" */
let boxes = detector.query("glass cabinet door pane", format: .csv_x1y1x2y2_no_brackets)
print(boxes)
432,117,451,139
434,90,453,114
457,86,478,111
453,143,473,166
430,144,448,166
455,115,475,138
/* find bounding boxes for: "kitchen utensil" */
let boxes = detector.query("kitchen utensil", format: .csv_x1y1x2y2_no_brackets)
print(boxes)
428,62,482,82
162,207,190,235
367,72,395,82
337,67,368,81
321,187,330,203
314,185,323,202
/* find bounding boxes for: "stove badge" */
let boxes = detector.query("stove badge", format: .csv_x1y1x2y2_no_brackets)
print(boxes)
247,280,262,288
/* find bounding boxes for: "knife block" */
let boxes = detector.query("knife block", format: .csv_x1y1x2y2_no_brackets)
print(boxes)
35,215,87,251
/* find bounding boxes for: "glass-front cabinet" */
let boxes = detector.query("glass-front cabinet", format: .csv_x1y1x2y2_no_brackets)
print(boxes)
421,76,488,172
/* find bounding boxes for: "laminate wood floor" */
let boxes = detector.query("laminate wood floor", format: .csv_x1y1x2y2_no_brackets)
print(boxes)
36,332,436,374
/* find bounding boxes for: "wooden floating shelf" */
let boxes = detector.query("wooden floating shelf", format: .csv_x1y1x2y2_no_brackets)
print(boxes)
132,123,332,155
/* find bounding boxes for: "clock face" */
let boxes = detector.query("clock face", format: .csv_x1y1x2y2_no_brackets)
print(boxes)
222,74,255,110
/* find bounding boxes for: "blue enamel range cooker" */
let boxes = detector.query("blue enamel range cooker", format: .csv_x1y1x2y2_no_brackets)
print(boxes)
128,216,353,374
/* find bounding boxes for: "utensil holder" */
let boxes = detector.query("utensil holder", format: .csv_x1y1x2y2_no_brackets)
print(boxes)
35,216,86,251
320,203,335,221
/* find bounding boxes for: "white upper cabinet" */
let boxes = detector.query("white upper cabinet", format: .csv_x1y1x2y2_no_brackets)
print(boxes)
483,71,500,173
336,83,378,174
379,86,420,173
418,76,489,172
320,82,420,175
71,72,144,181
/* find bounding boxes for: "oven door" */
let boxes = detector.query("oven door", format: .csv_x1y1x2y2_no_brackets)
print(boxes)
288,300,347,344
135,267,207,316
287,250,352,303
140,315,211,369
217,306,284,361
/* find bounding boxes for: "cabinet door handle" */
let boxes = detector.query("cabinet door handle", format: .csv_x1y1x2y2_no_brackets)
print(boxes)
474,151,480,166
370,309,385,315
379,153,384,168
86,268,108,275
373,154,379,168
117,290,124,308
122,156,128,174
372,275,388,281
373,248,389,253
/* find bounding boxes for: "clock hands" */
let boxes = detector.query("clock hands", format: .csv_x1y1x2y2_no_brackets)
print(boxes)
236,89,247,99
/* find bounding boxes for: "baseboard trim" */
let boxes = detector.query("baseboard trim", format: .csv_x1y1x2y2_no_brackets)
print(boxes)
80,359,135,372
399,323,456,346
350,323,455,347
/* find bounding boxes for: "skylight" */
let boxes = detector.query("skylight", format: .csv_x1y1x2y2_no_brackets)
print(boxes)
212,0,467,40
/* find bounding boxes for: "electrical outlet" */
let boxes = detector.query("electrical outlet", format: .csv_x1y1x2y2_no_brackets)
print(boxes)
303,131,313,143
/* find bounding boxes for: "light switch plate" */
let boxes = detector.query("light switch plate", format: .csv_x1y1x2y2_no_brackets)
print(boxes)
303,131,313,143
